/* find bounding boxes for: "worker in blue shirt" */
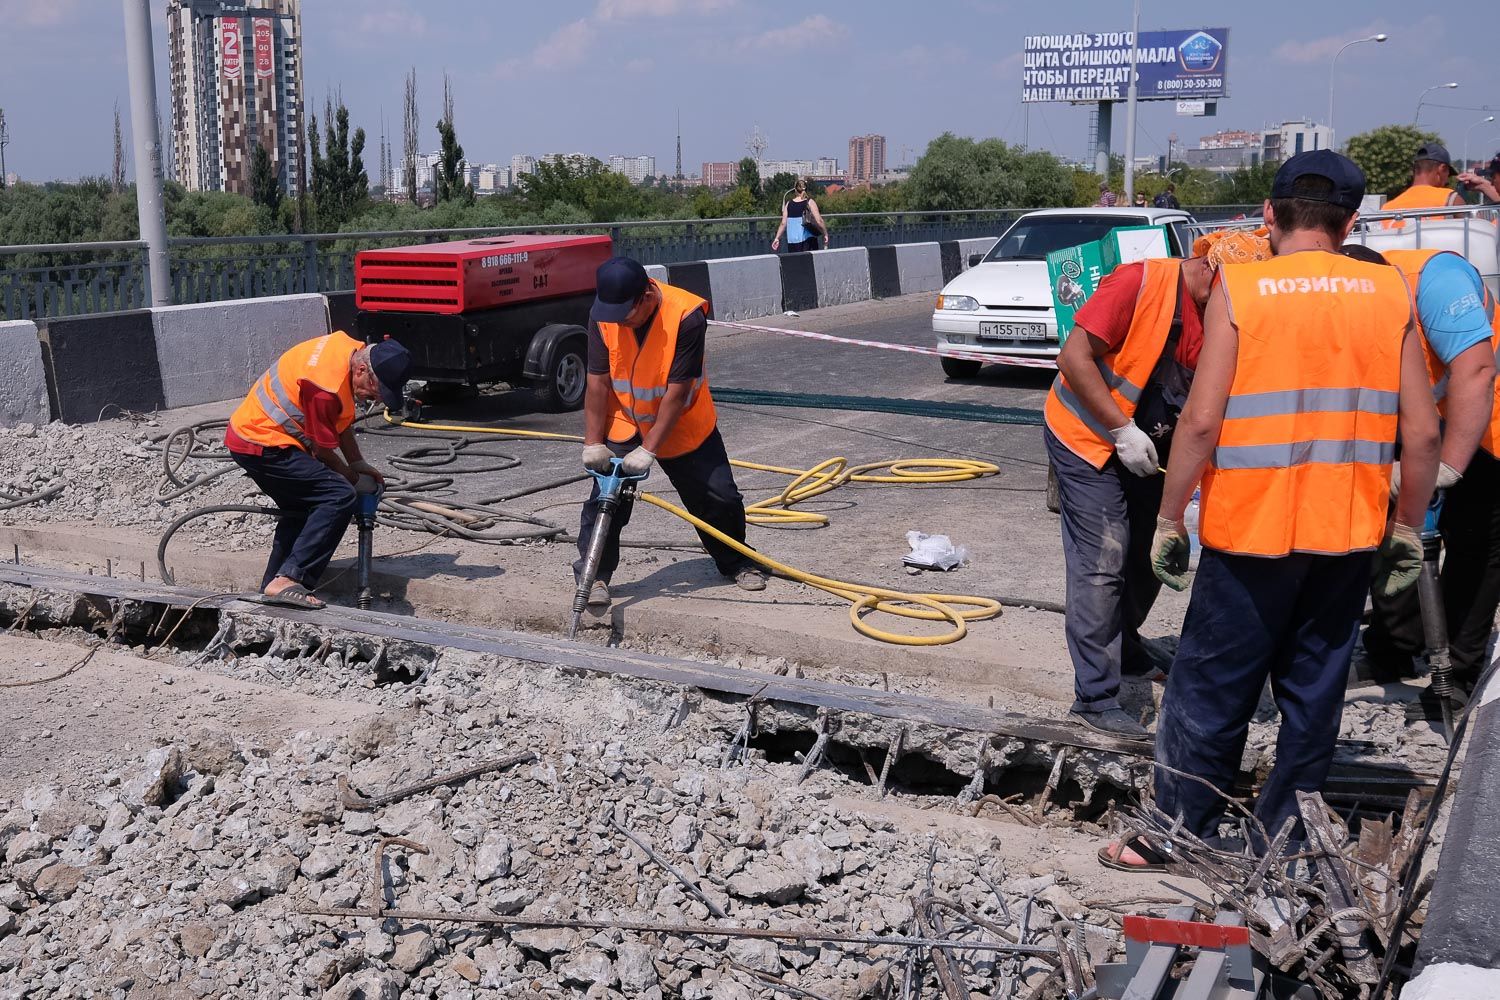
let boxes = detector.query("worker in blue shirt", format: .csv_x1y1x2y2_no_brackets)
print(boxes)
1352,246,1500,693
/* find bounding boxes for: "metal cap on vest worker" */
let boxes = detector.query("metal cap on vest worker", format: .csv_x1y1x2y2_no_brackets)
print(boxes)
591,257,651,323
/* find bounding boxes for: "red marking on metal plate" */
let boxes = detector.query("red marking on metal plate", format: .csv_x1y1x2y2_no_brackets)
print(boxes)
1123,915,1250,949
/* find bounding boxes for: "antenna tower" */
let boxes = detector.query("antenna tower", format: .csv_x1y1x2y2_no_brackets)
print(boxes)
675,108,683,180
747,123,768,165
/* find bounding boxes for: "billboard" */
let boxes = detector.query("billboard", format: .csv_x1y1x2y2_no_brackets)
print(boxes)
220,17,242,81
253,18,274,79
1021,28,1228,103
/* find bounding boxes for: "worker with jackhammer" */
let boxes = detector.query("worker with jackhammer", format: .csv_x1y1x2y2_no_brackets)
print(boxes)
1044,228,1271,738
1100,151,1441,870
225,331,411,610
1351,245,1500,695
574,257,768,613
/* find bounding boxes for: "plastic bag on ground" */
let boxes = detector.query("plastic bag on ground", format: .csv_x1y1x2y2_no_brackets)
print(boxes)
903,531,968,571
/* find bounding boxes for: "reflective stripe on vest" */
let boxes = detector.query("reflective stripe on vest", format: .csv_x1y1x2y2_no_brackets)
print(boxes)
253,369,313,449
1042,258,1180,469
228,331,361,453
1214,438,1396,470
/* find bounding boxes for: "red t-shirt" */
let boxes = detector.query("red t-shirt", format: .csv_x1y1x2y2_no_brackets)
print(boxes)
1071,261,1204,370
225,381,343,455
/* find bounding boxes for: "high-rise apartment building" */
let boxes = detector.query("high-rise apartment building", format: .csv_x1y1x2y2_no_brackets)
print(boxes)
846,134,886,186
608,154,656,184
510,154,537,180
701,161,737,188
168,0,304,196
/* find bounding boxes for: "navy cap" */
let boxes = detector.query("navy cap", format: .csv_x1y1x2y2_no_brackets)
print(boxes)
591,257,650,323
1271,150,1366,212
369,338,411,410
1415,142,1452,168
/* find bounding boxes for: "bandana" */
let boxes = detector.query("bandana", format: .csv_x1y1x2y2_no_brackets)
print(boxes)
1193,227,1273,270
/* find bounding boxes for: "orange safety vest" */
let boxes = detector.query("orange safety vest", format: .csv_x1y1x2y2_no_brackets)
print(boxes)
229,331,361,452
598,280,716,459
1384,247,1500,459
1043,258,1181,469
1380,184,1459,228
1202,253,1411,557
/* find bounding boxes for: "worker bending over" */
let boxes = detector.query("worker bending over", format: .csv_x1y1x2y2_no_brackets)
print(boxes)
1044,229,1271,737
1102,151,1440,868
575,257,767,609
226,331,410,610
1356,246,1500,692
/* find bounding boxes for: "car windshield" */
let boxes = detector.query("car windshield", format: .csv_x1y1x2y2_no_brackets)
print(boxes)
986,215,1152,262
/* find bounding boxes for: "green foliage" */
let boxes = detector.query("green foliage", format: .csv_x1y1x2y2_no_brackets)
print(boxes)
735,158,761,200
250,144,282,214
1346,124,1444,199
1212,162,1278,205
308,103,370,231
907,133,1071,211
515,156,655,223
435,118,473,206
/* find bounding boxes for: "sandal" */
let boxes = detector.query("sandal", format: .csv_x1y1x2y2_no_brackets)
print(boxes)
1097,836,1171,873
253,583,326,610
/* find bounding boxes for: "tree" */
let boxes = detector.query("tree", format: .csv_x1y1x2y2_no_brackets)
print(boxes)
907,133,1070,211
434,74,472,205
735,157,761,200
111,103,125,194
1346,124,1444,199
1213,162,1278,206
250,143,282,213
308,100,369,230
402,67,420,203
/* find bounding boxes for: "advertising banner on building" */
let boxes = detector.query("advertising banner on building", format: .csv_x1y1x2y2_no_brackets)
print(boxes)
1021,28,1228,103
253,18,274,80
220,17,243,81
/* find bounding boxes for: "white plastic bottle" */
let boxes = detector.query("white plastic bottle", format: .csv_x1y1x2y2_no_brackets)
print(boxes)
1184,488,1202,568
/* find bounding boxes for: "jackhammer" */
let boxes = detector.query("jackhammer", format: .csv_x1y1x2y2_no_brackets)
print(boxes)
1415,494,1455,744
355,474,382,611
569,457,647,639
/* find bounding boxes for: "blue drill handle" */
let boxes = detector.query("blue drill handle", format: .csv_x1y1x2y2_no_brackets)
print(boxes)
589,456,649,499
1422,490,1444,541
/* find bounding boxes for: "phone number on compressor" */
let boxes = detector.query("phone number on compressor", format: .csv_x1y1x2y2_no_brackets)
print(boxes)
1153,78,1224,92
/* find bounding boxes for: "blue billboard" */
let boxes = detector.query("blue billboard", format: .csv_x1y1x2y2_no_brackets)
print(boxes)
1021,28,1229,103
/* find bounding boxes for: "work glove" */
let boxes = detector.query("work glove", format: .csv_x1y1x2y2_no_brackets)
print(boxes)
1390,460,1462,500
1374,521,1423,598
355,473,381,496
1110,422,1160,478
582,444,615,473
621,446,656,478
349,459,384,485
1150,515,1191,592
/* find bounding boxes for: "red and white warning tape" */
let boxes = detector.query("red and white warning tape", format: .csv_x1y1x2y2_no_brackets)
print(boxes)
709,319,1062,371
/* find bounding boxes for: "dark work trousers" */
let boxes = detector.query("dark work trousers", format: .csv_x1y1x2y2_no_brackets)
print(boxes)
1363,449,1500,689
573,428,751,585
1044,426,1165,713
231,446,357,591
1155,547,1373,846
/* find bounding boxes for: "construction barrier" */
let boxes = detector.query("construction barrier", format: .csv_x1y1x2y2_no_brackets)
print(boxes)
153,294,330,408
0,320,50,427
38,309,166,424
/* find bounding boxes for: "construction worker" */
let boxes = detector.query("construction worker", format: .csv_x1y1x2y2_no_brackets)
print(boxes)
1100,151,1441,869
225,331,411,610
575,257,767,610
1354,246,1500,693
1381,141,1462,226
1044,229,1271,738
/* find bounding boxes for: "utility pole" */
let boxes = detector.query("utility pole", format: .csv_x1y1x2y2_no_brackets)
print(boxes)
1121,0,1141,205
0,109,9,188
122,0,172,309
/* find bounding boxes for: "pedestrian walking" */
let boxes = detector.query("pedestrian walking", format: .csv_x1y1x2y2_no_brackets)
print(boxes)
771,178,828,252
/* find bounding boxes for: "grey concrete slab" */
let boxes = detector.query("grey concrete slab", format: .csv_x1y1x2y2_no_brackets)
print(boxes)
644,264,669,283
153,294,329,408
892,242,944,295
0,321,51,426
957,237,999,270
811,247,872,308
40,309,165,423
703,255,782,321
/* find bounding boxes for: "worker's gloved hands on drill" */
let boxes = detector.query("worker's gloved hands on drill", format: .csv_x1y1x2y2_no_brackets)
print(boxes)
582,444,615,473
354,473,381,495
1110,422,1160,478
621,446,656,478
1389,461,1462,500
1374,521,1424,597
349,459,384,485
1150,515,1191,591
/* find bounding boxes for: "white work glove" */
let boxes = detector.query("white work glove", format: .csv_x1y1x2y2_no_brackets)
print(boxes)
1110,422,1160,478
582,444,614,473
349,459,384,486
621,446,656,477
1390,461,1462,500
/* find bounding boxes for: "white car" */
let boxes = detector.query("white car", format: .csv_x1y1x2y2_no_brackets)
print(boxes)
933,207,1198,377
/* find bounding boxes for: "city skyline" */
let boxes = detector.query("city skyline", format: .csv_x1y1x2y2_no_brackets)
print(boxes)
0,1,1493,185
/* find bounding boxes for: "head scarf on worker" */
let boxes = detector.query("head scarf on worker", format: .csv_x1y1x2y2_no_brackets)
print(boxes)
1193,227,1273,270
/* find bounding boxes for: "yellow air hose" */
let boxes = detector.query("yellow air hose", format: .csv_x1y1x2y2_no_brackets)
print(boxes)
384,415,1004,645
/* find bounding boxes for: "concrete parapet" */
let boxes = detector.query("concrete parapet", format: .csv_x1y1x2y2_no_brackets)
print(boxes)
811,247,873,308
778,252,818,312
664,261,713,316
702,255,782,321
39,310,165,423
892,242,944,295
0,321,51,427
153,294,329,408
957,237,999,270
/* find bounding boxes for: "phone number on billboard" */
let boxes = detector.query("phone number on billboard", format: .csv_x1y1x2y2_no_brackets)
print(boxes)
1154,77,1223,92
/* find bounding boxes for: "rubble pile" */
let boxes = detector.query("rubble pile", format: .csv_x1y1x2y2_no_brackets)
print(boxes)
0,640,1108,999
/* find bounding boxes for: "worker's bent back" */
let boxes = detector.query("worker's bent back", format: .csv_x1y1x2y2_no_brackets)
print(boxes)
230,332,362,452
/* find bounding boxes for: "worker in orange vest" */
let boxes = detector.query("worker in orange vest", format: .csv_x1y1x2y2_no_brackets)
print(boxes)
1043,230,1270,738
575,257,766,614
226,332,410,610
1380,141,1463,226
1100,151,1441,870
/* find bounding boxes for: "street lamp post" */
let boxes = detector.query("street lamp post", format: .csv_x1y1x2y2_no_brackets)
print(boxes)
1465,116,1495,170
1328,33,1388,148
1122,0,1142,205
1415,82,1460,125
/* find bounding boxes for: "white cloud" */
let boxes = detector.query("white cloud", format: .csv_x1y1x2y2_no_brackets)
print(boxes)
354,9,429,38
1274,17,1443,66
0,0,81,28
496,19,596,78
739,14,848,53
596,0,735,18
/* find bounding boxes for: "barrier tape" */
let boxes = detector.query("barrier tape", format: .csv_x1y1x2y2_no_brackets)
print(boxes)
709,319,1062,371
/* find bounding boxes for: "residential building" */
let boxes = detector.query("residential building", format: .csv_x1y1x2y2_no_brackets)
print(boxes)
1198,129,1258,150
846,134,886,185
477,164,509,193
1261,120,1332,164
608,154,656,184
412,151,441,193
1178,145,1260,176
510,154,536,180
167,0,304,196
701,161,737,188
540,152,590,169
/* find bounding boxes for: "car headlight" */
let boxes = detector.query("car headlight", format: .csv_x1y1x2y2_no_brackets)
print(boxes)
937,295,979,311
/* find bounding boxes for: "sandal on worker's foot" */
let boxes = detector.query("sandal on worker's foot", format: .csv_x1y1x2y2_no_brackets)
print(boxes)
1097,836,1170,873
254,583,326,610
734,567,768,592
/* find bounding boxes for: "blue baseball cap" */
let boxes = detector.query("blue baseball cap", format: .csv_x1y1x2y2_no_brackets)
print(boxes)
1271,150,1365,212
369,338,412,410
591,257,650,323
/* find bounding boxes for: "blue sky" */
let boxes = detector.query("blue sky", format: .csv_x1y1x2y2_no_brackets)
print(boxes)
0,0,1493,182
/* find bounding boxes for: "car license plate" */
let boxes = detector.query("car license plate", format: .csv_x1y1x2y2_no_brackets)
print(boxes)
978,322,1046,341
